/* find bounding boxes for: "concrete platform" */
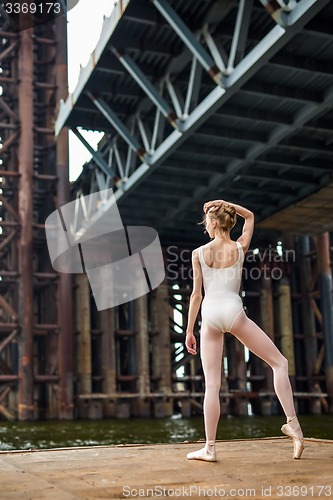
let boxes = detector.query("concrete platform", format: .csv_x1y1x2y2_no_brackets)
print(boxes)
0,437,332,499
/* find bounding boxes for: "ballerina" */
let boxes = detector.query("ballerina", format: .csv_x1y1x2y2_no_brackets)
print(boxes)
185,199,304,462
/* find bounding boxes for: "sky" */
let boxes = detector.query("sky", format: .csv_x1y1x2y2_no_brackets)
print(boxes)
67,0,114,181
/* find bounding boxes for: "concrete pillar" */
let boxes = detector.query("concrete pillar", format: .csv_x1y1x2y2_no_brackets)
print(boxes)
278,277,296,389
317,233,333,412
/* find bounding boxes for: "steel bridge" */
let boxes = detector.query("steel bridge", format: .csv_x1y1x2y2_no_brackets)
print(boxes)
56,0,333,243
1,0,333,420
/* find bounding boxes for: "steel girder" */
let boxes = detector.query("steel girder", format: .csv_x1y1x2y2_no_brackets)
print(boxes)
55,0,331,239
0,14,20,418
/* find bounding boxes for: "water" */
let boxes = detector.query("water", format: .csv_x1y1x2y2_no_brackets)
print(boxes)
0,414,332,451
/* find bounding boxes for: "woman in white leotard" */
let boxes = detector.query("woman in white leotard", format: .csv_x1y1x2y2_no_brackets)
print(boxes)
185,199,304,462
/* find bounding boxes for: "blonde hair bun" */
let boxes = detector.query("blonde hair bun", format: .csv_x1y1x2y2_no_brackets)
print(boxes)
204,202,237,232
221,203,236,218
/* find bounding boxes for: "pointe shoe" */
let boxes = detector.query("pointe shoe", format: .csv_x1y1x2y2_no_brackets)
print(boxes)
187,444,217,462
281,418,304,459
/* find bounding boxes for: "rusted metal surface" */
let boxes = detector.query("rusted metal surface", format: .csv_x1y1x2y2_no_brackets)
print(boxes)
260,272,275,406
317,233,333,412
99,308,117,417
17,25,34,421
132,295,150,417
299,236,321,414
74,274,92,396
278,277,296,389
55,15,74,419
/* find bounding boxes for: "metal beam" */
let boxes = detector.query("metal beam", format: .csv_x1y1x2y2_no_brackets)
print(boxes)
257,153,332,173
239,171,317,187
259,0,289,27
150,0,221,84
62,0,330,235
270,52,333,77
278,141,333,158
109,46,179,128
70,127,116,178
55,0,132,135
163,80,333,226
86,91,147,163
235,0,253,65
242,81,322,103
195,125,268,143
215,105,293,125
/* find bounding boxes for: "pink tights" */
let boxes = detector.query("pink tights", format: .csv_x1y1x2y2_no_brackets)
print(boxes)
200,311,296,445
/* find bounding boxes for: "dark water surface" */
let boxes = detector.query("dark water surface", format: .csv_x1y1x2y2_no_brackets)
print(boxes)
0,415,332,451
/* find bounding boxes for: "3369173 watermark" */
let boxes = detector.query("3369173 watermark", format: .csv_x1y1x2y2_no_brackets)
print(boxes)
0,0,79,31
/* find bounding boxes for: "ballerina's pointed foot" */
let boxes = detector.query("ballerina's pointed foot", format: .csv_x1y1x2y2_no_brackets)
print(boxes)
281,417,304,459
187,445,217,462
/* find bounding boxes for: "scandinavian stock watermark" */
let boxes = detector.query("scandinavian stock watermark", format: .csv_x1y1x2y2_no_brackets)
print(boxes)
166,244,296,282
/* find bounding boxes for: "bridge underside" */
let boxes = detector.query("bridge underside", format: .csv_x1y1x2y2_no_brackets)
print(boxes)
56,0,333,245
1,0,333,422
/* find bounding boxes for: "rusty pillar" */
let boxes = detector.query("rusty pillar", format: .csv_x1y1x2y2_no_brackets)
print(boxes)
228,335,247,415
220,351,230,416
151,282,173,417
132,295,150,416
155,282,172,394
18,26,34,421
100,308,117,417
259,271,275,414
299,236,320,414
55,15,73,418
317,233,333,412
235,338,247,415
74,274,92,396
278,277,296,390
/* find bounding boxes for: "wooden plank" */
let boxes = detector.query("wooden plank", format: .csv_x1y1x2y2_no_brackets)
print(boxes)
0,439,332,499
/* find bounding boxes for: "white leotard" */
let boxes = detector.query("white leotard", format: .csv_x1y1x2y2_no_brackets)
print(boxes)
198,241,244,332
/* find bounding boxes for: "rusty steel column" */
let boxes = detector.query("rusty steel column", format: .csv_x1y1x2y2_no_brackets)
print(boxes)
100,308,117,417
278,277,296,390
260,271,275,414
154,282,172,395
299,236,320,414
133,295,151,417
55,15,73,418
234,338,247,416
151,282,173,417
317,233,333,412
74,274,92,395
18,25,34,421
